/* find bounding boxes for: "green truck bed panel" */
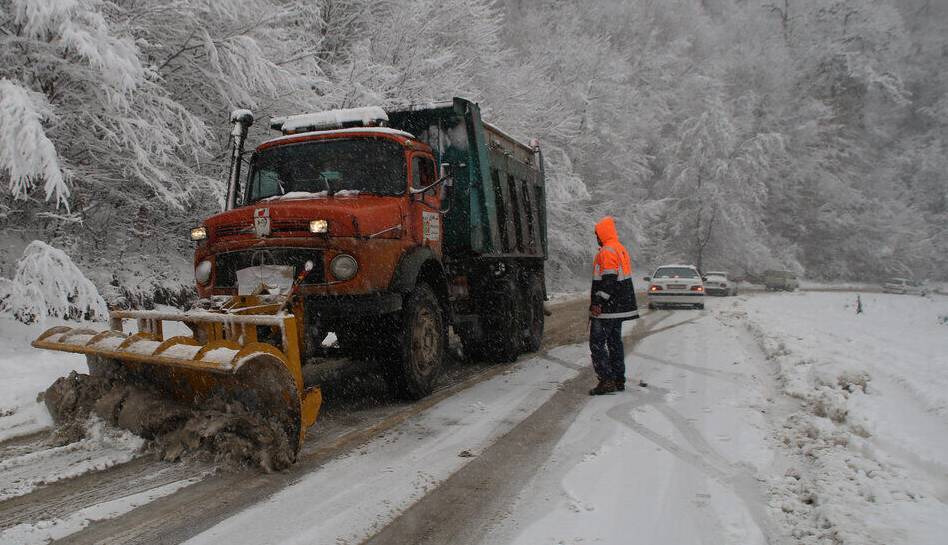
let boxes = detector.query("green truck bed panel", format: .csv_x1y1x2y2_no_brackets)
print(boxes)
387,97,547,261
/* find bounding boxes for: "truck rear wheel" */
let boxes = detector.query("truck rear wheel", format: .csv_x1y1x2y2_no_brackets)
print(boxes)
523,275,545,353
389,283,444,400
480,280,524,363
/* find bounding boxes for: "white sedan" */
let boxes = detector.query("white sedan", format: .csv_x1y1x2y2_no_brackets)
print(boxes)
646,265,705,310
703,271,737,296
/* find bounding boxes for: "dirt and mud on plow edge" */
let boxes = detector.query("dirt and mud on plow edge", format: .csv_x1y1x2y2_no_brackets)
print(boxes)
31,302,322,456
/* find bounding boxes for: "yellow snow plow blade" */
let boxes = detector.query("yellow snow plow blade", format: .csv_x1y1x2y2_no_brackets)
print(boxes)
31,301,321,456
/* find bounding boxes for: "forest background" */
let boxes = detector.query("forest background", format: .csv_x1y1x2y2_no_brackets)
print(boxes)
1,0,945,302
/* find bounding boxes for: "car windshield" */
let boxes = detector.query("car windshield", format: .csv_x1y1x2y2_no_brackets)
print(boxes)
245,138,406,203
654,267,699,279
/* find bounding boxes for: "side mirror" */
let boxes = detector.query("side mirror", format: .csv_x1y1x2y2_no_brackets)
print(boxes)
702,276,707,281
643,277,650,282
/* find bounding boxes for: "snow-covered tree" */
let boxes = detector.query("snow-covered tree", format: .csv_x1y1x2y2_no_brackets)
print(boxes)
0,241,107,322
1,0,946,299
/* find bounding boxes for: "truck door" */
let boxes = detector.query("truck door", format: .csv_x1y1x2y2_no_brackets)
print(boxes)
410,154,442,254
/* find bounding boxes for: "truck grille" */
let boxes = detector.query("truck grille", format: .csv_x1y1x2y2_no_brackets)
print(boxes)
215,219,313,239
215,224,252,238
214,249,324,288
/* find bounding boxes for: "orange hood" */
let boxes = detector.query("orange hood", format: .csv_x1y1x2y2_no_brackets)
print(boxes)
595,216,619,245
204,195,403,241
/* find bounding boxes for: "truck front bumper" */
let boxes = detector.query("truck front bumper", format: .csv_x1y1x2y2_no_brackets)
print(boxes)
305,292,403,318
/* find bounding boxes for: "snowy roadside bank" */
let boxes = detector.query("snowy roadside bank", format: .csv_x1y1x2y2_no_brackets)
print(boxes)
730,292,948,545
0,317,89,442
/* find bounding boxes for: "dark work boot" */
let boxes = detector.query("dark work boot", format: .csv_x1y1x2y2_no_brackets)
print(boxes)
615,377,626,391
589,379,617,396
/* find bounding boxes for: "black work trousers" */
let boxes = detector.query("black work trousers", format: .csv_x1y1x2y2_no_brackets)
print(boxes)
589,318,624,381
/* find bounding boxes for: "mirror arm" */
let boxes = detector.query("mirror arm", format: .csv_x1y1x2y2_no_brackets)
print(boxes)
410,175,451,195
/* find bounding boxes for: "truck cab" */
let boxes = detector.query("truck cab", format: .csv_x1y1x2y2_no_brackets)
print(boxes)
194,126,441,308
190,98,547,398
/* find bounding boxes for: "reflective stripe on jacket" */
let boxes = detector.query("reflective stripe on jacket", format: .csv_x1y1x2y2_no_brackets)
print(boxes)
591,216,639,320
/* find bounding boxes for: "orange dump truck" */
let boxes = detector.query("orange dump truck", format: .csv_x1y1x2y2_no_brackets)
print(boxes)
33,98,548,458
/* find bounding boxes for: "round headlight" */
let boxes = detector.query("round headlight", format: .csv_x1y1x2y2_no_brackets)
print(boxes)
194,260,212,285
330,254,358,281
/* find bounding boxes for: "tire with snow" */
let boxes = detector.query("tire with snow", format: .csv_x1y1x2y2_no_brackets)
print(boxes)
388,283,445,400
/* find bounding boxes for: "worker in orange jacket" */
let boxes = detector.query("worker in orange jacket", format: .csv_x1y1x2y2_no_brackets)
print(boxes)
589,216,639,395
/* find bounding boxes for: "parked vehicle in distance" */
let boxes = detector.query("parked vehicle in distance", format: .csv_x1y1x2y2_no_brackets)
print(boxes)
704,271,737,296
763,270,799,291
646,265,705,310
883,278,927,296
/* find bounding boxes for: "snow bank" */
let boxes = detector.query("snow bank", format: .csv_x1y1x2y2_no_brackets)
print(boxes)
730,292,948,545
0,316,87,441
0,241,108,323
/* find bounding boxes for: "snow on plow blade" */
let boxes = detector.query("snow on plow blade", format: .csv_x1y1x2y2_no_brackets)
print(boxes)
31,308,322,456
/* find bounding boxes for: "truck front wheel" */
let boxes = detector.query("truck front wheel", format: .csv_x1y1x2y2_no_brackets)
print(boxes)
390,283,444,400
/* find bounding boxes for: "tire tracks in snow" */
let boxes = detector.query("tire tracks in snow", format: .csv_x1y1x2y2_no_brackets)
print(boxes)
600,311,783,544
604,394,779,544
360,311,695,545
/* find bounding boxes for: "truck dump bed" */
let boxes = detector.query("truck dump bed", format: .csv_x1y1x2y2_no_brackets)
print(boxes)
386,98,547,262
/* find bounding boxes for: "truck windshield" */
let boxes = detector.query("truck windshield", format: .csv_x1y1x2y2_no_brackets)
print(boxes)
245,138,406,203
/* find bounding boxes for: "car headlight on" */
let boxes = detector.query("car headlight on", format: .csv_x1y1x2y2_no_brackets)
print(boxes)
310,219,328,234
194,260,212,285
330,254,358,281
190,226,207,241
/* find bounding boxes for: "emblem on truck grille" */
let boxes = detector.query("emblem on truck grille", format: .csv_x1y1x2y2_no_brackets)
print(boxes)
254,208,271,237
251,250,274,267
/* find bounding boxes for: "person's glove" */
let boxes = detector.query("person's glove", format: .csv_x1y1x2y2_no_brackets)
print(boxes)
590,304,602,317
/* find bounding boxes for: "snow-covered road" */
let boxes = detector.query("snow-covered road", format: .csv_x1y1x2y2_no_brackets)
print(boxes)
479,305,780,545
180,306,783,545
2,291,947,545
